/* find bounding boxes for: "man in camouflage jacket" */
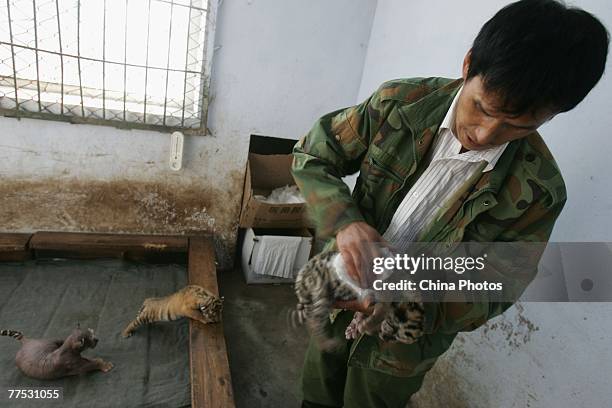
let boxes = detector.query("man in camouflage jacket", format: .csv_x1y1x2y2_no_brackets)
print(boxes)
291,1,608,407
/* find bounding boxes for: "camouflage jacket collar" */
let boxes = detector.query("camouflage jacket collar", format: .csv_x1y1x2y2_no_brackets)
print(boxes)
389,77,522,198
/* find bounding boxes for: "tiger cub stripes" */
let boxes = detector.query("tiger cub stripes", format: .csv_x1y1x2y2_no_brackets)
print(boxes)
293,251,425,351
122,285,223,338
1,329,24,341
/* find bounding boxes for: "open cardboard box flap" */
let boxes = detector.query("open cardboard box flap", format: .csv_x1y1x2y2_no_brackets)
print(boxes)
239,135,313,229
249,153,295,191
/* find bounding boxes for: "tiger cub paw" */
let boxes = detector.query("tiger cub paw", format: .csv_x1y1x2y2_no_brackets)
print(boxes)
94,358,114,373
345,312,365,340
121,328,133,338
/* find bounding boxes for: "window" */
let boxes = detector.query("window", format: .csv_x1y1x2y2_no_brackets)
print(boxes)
0,0,216,134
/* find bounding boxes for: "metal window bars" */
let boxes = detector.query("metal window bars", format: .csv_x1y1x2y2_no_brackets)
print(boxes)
0,0,216,134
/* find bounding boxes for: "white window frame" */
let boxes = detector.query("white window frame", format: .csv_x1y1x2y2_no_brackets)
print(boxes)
0,0,218,135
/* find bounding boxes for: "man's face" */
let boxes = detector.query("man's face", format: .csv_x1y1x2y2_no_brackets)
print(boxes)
454,62,557,151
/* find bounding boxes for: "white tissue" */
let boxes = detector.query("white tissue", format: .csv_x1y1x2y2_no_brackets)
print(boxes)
254,185,305,204
254,235,303,278
331,253,371,300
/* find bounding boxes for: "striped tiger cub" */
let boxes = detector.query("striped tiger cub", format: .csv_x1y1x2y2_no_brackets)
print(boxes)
122,285,223,338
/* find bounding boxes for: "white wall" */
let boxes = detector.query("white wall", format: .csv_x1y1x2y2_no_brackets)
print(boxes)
209,0,377,142
358,1,612,407
0,0,377,265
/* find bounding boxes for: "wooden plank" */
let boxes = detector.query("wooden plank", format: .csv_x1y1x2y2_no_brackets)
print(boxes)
0,233,32,261
30,231,188,262
188,237,235,408
30,231,189,251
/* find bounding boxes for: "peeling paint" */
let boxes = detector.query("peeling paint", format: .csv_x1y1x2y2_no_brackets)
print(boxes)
411,303,544,407
482,303,540,351
0,173,244,268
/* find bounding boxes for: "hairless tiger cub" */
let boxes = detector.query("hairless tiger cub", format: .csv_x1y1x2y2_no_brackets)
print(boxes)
1,325,113,380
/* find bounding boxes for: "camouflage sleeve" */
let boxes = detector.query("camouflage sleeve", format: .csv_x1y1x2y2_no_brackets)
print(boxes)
423,194,566,335
291,90,389,238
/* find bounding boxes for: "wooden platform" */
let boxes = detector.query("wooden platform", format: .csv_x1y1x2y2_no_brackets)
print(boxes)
0,231,234,408
0,233,31,261
29,231,189,263
189,237,235,407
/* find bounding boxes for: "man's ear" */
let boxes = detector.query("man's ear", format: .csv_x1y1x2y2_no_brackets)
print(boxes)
462,50,472,80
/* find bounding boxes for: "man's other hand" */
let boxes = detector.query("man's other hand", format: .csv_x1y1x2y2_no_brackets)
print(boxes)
334,297,375,315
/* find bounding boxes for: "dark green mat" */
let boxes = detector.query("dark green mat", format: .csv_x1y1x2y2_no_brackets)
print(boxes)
0,259,190,408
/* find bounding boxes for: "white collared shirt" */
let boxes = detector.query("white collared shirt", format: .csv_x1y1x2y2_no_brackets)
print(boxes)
383,86,508,249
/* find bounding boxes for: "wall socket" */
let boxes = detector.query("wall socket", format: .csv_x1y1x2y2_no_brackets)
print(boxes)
170,131,184,171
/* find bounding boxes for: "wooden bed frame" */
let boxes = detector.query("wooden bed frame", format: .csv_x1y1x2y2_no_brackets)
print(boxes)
0,231,235,408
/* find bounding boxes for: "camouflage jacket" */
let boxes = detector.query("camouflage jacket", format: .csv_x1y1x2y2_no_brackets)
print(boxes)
292,77,567,377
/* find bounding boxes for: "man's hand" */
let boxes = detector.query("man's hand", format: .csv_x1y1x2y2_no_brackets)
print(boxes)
334,297,375,314
334,221,388,313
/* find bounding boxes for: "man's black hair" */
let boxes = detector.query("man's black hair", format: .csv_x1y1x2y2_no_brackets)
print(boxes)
467,0,609,114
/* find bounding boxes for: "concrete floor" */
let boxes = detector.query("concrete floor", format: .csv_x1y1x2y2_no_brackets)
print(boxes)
218,266,309,408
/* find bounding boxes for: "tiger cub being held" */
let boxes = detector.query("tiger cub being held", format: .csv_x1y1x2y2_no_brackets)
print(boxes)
293,251,425,351
122,285,223,338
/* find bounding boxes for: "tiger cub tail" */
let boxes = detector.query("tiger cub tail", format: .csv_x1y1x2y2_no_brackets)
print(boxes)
122,297,171,338
0,329,24,341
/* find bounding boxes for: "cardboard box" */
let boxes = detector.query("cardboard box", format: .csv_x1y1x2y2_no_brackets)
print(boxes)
239,135,312,229
241,227,313,284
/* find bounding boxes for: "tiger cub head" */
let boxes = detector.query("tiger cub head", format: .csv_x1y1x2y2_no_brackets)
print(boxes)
66,325,99,352
181,285,223,323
